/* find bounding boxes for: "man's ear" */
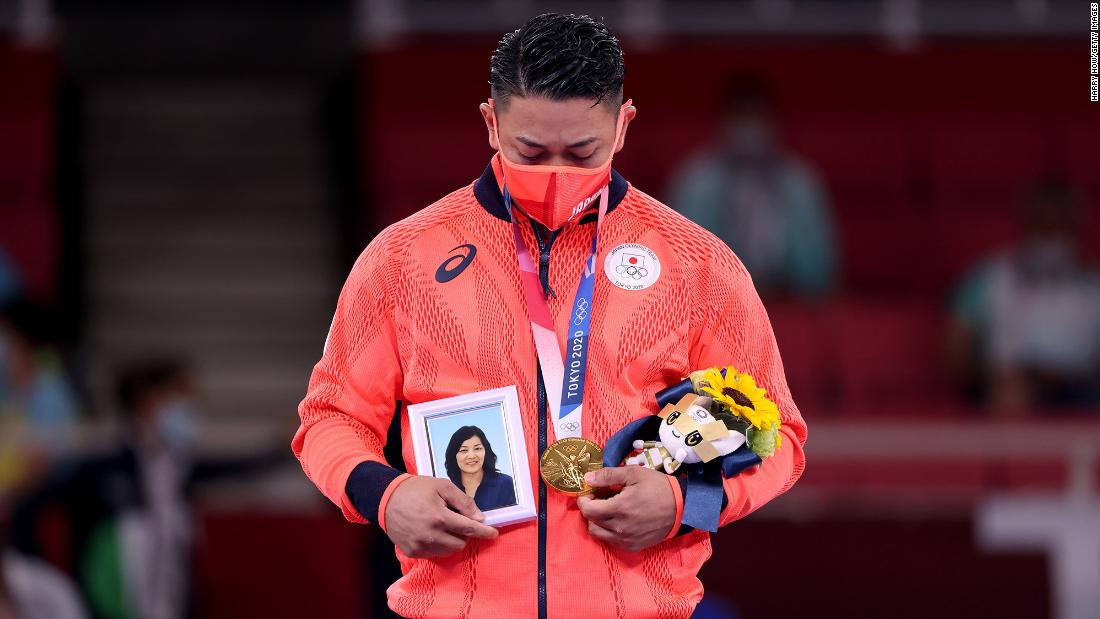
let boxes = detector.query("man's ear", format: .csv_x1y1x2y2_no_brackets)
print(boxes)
614,104,637,154
479,102,500,151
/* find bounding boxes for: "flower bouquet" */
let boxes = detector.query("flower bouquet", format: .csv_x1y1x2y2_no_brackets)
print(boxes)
602,366,783,532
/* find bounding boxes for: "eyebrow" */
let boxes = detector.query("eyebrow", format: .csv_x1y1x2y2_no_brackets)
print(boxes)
516,136,599,149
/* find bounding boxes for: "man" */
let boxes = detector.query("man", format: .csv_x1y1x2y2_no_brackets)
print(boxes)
13,358,285,619
667,75,837,298
0,299,80,503
11,359,200,619
948,177,1100,412
293,14,807,618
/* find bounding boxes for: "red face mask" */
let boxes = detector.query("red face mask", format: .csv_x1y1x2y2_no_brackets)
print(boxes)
491,99,631,230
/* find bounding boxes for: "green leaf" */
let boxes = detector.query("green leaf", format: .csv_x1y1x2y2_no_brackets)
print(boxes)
747,425,778,459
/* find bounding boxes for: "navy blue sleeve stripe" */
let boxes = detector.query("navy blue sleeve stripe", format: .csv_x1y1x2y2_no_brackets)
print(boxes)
346,460,404,524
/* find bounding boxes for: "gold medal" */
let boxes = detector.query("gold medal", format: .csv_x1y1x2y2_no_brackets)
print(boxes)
539,437,604,495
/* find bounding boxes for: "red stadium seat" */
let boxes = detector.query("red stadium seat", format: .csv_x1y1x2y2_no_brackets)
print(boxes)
836,200,940,294
0,200,57,302
767,300,832,415
193,511,368,618
931,205,1020,286
785,117,915,210
0,114,53,195
828,299,952,412
0,43,57,301
803,459,989,493
1060,118,1100,197
930,120,1050,211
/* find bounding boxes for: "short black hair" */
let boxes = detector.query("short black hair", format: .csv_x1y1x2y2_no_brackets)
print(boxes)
1022,175,1082,211
720,73,777,115
444,425,500,487
489,13,625,108
115,357,191,416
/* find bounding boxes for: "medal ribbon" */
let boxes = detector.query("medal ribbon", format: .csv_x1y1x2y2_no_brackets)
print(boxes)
503,184,609,442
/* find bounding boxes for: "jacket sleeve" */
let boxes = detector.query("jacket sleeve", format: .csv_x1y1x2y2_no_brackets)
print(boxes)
687,238,808,528
291,227,409,525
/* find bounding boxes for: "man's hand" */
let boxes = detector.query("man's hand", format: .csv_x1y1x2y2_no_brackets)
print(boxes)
384,476,499,558
576,466,677,553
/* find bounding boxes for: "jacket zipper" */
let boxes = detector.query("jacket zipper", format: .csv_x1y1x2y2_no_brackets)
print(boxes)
531,220,559,299
532,218,555,619
536,365,548,619
530,214,570,619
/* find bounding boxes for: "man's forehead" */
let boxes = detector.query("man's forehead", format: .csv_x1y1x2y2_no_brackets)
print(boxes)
497,96,618,136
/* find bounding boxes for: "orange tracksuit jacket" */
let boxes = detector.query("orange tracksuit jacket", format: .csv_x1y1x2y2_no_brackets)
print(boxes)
293,155,808,619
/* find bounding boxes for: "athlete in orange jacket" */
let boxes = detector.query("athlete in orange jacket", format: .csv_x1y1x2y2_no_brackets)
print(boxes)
293,14,806,619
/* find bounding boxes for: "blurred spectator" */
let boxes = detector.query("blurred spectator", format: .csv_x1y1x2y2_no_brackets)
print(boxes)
0,248,20,307
0,299,80,501
948,178,1100,413
667,75,837,298
1,525,88,619
11,358,285,619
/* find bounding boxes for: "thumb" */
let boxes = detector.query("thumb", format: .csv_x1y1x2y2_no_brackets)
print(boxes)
584,466,639,488
436,479,485,521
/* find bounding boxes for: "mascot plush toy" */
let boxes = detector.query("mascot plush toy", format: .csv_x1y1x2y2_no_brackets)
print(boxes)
624,394,747,474
603,366,783,532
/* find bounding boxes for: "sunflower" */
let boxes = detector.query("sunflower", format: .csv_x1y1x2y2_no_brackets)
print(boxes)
696,366,781,432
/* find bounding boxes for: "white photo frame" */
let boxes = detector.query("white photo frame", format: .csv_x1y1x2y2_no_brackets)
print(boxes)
407,385,535,528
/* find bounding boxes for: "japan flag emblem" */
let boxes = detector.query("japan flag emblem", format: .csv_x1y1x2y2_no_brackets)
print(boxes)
604,243,661,291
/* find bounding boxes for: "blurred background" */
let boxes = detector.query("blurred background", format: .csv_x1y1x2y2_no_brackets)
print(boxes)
0,0,1098,618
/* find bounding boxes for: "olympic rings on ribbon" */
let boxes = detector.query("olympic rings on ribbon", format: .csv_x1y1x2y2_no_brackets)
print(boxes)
572,298,590,325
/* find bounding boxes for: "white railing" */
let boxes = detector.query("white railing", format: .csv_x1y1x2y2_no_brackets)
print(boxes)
355,0,1082,47
772,418,1100,619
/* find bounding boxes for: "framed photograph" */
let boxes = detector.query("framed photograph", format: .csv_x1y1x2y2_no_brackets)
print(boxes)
407,385,535,527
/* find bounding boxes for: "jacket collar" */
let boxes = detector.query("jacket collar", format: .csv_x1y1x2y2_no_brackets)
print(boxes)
473,155,630,225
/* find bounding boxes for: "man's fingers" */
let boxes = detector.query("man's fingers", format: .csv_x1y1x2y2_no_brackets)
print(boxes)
584,465,640,488
440,508,499,540
587,520,627,546
431,531,468,554
576,493,620,524
435,480,485,521
413,530,468,557
433,480,496,538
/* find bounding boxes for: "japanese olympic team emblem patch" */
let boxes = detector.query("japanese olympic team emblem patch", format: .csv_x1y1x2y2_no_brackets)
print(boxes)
604,243,661,290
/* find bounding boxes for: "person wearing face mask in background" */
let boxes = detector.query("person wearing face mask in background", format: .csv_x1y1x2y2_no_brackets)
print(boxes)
666,75,837,299
0,297,86,619
10,358,288,619
0,300,81,505
947,178,1100,414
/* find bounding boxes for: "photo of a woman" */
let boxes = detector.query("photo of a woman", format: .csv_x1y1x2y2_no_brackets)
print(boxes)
444,425,517,511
